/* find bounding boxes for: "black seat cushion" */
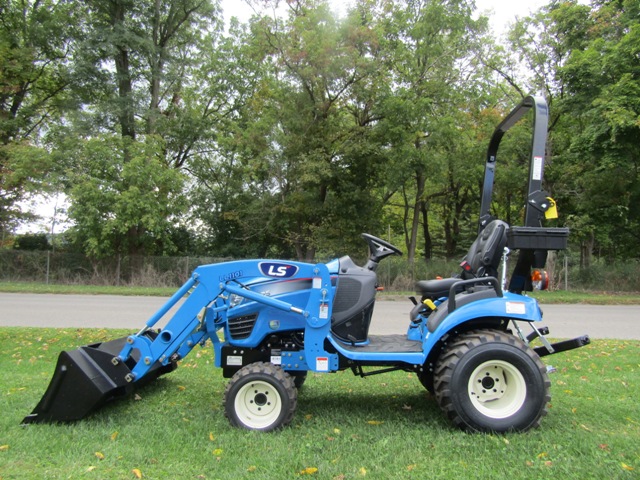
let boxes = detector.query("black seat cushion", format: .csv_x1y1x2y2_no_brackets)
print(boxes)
463,220,509,278
415,220,509,299
415,277,460,299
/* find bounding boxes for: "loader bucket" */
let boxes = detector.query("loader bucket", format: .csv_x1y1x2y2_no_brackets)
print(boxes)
22,334,177,425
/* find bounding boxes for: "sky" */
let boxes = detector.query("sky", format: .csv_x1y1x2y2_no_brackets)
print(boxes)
18,0,558,235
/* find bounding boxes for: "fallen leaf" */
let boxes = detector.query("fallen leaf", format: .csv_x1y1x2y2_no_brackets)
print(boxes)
213,448,223,456
359,467,367,476
333,428,341,434
300,467,318,475
537,452,548,459
598,444,609,451
95,452,105,460
209,432,215,441
132,468,143,478
177,385,186,391
621,463,634,471
407,464,417,471
402,404,412,411
87,466,97,472
247,466,257,472
111,431,119,441
134,394,142,401
366,420,383,425
0,445,9,451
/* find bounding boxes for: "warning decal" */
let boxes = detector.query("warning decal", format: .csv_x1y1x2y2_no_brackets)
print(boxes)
506,302,526,315
532,156,543,181
316,357,329,372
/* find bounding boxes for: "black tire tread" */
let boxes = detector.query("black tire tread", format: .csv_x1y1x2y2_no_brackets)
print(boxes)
223,362,297,431
434,329,550,432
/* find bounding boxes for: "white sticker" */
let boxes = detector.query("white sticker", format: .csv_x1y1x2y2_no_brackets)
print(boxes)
316,357,329,372
227,355,242,366
532,156,543,181
270,355,281,365
312,277,322,289
506,302,526,315
319,304,329,319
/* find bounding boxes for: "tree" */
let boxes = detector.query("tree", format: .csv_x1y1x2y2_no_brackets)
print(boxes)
375,0,489,262
66,135,187,257
557,0,640,262
58,0,220,257
0,0,79,233
216,0,390,260
13,232,49,251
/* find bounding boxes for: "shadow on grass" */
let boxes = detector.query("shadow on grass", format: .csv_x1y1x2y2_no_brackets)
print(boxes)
42,368,447,432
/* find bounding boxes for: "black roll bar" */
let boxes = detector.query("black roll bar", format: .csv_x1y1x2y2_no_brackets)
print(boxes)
479,95,550,233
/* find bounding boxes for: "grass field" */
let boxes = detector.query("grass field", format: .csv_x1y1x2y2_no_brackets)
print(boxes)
0,327,638,479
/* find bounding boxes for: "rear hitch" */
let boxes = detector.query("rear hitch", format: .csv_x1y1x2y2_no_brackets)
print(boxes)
534,335,591,358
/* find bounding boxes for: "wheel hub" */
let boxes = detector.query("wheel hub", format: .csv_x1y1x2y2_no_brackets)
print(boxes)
253,392,268,408
472,368,504,403
234,380,281,428
468,360,527,419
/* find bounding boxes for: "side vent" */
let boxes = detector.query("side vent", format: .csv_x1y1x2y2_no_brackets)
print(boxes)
228,314,257,339
333,277,362,313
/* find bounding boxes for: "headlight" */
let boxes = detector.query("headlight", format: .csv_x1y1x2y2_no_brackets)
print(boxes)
229,294,244,307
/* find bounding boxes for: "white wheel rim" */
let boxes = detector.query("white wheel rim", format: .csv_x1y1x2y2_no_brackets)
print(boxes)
234,380,282,429
468,360,527,419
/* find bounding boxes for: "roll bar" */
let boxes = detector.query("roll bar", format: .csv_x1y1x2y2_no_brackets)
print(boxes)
479,95,550,233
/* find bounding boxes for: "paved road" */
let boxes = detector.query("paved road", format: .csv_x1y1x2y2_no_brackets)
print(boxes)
0,293,638,340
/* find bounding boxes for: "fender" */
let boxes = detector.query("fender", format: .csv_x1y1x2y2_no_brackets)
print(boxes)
421,292,543,353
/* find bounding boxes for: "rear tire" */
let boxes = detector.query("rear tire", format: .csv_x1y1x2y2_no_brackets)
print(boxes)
434,329,550,432
224,362,297,431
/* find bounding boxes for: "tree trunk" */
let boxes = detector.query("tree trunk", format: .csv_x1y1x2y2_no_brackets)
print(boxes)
580,231,594,268
421,201,432,260
406,170,426,265
111,1,136,144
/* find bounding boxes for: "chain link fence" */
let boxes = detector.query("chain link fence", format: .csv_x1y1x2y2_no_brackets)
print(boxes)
0,250,232,287
1,249,638,291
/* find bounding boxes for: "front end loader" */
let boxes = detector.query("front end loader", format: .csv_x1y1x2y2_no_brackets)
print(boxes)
23,96,590,432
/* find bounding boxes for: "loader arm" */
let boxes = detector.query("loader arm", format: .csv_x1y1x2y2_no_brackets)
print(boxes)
116,260,335,382
23,259,334,424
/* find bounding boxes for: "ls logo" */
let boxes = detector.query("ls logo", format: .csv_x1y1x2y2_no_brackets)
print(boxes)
259,262,299,278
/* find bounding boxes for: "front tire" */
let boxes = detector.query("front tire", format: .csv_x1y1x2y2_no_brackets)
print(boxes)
434,329,550,432
223,362,297,431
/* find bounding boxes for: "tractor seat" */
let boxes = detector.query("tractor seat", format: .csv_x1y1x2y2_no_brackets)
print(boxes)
415,277,460,299
463,219,509,279
415,219,509,300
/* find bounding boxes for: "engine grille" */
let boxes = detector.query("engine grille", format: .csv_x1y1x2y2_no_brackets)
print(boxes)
228,314,257,339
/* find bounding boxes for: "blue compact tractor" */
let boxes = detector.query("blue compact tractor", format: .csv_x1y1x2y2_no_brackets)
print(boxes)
23,96,589,432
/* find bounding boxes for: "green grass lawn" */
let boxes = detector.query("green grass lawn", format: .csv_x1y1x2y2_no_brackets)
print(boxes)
0,327,638,479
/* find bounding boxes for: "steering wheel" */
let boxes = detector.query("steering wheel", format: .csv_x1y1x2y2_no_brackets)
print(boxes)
361,233,402,264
